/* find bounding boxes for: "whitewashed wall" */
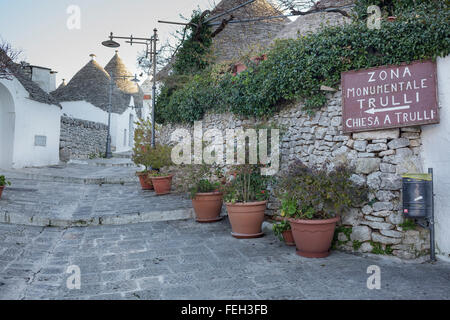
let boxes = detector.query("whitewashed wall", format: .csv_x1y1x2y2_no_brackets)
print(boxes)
61,101,108,125
421,55,450,261
0,77,61,169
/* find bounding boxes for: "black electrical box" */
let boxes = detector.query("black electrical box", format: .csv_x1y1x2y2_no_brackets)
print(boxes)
402,174,432,218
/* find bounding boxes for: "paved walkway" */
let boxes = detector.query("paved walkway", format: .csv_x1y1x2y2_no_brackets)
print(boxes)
0,160,193,226
0,220,449,300
1,159,449,300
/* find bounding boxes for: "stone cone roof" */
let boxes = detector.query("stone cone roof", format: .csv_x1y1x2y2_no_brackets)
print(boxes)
272,0,353,42
156,0,289,81
105,51,144,116
209,0,288,63
52,54,143,115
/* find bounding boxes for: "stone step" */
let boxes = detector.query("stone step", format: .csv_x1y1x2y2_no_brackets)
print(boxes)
1,207,194,227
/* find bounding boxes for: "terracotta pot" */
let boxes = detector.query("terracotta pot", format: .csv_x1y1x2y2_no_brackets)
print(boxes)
289,216,340,258
136,172,153,190
192,192,223,223
387,16,397,21
151,175,173,195
0,186,4,199
225,201,267,239
282,229,296,246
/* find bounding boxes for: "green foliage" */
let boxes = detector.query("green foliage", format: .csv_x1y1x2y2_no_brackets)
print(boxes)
370,241,394,255
222,165,272,203
272,219,291,242
399,218,417,231
276,161,369,220
332,225,352,249
0,175,11,187
175,163,223,198
145,144,173,170
173,10,213,75
156,1,449,124
132,117,153,170
353,240,362,251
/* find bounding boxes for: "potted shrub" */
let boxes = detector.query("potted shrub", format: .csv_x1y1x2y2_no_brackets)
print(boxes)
223,165,271,239
148,144,173,195
277,161,368,258
177,164,224,223
0,175,11,199
273,219,295,246
132,118,154,190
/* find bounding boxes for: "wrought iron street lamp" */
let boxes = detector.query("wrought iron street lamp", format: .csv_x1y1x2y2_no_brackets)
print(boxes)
105,74,140,159
102,29,158,149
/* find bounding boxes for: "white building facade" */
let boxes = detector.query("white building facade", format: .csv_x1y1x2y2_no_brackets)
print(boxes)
0,61,61,169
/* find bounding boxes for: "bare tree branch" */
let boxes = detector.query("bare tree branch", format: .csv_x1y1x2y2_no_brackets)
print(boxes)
0,40,21,80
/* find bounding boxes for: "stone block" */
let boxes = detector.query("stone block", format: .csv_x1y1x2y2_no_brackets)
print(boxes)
372,232,402,245
388,138,410,149
355,158,380,174
352,129,399,140
350,226,372,242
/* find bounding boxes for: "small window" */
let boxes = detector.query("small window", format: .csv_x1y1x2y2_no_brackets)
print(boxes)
34,135,47,147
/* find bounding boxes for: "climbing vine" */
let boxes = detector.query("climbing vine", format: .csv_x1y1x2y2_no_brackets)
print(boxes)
156,0,449,124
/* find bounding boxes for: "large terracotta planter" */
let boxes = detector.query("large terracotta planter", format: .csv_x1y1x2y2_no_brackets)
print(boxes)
282,229,296,246
289,216,340,258
150,175,173,195
226,201,267,239
192,192,223,223
136,172,153,190
0,186,4,199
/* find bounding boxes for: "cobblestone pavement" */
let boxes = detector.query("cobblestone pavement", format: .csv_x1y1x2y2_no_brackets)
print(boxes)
2,159,139,184
0,178,193,227
1,220,449,300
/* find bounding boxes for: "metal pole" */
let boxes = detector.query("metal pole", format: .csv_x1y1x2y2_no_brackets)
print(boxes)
428,168,436,262
105,77,113,158
151,28,157,149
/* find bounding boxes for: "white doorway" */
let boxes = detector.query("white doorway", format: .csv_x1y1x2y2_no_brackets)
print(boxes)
0,83,15,169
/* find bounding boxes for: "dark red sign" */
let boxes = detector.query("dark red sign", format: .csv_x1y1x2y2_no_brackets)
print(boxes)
341,60,439,133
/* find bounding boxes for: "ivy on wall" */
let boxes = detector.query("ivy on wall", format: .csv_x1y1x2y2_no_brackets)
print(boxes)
156,0,449,124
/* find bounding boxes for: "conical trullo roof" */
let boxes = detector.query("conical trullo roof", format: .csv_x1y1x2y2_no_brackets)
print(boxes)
52,55,112,111
209,0,289,63
52,54,143,115
155,0,289,81
104,51,144,115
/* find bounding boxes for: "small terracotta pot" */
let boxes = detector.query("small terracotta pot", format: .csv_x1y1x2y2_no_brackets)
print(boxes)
289,216,340,258
387,16,397,22
226,201,267,239
136,172,153,190
192,192,223,223
282,229,296,246
0,186,4,199
151,175,173,195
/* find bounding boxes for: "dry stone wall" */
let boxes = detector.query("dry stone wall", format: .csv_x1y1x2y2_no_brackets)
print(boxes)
157,90,430,260
60,116,108,161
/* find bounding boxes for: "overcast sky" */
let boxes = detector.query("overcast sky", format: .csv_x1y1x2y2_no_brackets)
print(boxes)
0,0,221,85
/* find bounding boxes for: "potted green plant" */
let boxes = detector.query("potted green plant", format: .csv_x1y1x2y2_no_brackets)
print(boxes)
272,219,295,246
148,144,173,195
132,117,154,190
223,165,271,239
277,161,368,258
0,175,11,199
177,163,224,223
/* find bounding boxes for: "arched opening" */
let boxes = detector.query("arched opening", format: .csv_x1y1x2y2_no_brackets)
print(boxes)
0,82,15,168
